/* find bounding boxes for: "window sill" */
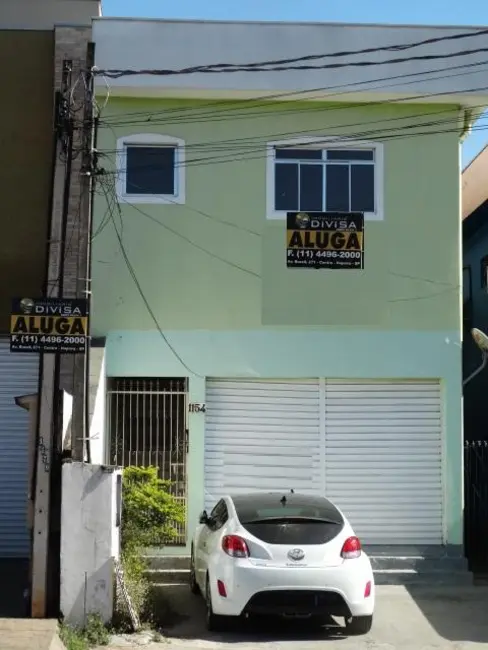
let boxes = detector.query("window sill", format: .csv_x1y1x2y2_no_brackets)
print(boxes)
266,210,384,222
117,193,185,206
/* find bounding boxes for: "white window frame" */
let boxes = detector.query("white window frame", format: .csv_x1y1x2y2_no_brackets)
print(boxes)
115,133,186,205
266,136,384,221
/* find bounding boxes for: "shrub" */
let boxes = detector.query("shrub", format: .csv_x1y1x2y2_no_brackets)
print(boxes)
115,466,185,628
121,466,185,550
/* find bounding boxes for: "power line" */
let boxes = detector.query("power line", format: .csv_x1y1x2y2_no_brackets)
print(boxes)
101,177,261,278
96,107,488,179
96,94,486,160
99,180,202,376
97,60,488,127
96,27,488,78
98,174,459,296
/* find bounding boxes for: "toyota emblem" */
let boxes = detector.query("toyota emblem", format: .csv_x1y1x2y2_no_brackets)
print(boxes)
287,548,305,561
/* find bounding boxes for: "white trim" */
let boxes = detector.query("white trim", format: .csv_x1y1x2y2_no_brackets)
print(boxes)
115,133,186,205
265,136,384,222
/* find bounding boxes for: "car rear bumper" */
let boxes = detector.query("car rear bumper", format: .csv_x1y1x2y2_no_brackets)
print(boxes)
210,557,375,618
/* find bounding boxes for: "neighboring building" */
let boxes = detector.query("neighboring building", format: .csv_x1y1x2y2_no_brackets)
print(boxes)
0,0,99,589
462,145,488,441
91,18,488,554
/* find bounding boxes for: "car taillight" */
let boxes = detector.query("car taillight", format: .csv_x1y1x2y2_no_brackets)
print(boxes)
222,534,249,558
341,536,362,559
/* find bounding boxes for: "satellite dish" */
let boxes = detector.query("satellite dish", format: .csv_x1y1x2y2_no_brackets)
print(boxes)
472,328,488,352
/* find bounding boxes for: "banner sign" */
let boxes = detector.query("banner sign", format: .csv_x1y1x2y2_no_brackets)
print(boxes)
10,297,88,353
286,212,364,269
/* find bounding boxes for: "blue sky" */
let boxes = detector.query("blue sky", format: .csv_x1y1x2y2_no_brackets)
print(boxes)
102,0,488,167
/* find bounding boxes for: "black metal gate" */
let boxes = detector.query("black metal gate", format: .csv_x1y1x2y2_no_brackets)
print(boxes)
464,441,488,571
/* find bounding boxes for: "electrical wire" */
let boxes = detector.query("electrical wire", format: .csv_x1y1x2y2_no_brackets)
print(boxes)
98,60,488,129
96,107,488,179
96,97,480,159
98,174,459,296
95,27,488,78
100,176,261,278
99,180,202,377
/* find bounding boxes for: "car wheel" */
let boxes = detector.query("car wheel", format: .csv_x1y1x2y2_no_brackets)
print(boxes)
205,577,226,632
344,615,373,635
189,551,200,595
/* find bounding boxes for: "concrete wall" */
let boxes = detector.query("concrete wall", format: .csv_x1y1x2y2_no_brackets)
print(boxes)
0,0,100,29
0,30,54,333
60,463,120,627
93,98,461,334
88,345,107,464
92,18,488,107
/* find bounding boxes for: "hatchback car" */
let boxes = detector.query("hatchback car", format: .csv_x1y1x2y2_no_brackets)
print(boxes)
190,491,374,634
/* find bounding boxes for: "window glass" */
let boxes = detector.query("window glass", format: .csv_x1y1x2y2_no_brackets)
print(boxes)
126,145,175,195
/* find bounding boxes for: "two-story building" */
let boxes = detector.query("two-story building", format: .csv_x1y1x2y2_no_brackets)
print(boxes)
90,18,488,555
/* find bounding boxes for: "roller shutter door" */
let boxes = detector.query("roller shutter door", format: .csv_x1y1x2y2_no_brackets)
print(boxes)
204,378,443,544
204,379,321,510
0,339,39,556
323,380,443,545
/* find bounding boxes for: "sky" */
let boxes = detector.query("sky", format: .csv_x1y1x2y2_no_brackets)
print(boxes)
102,0,488,168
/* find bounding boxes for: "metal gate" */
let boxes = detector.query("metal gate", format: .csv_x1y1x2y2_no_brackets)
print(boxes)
107,377,188,545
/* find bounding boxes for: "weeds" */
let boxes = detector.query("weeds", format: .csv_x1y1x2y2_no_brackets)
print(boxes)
59,614,109,650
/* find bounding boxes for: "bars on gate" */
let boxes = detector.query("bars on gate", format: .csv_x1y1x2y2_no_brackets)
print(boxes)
464,440,488,572
107,377,188,545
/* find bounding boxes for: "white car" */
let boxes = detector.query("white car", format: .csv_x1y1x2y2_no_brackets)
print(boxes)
189,491,375,634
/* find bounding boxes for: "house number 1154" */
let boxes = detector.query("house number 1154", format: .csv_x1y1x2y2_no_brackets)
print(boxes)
189,403,206,413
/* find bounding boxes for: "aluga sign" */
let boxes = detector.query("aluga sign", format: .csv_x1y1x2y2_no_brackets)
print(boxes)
10,297,88,353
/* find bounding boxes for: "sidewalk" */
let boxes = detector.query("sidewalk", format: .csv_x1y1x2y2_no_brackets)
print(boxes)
0,618,63,650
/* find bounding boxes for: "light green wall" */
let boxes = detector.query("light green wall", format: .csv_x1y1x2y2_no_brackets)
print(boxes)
105,328,463,547
92,98,461,335
93,98,464,548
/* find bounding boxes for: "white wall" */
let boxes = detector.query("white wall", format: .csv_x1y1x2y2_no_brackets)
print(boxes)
89,348,107,465
60,463,121,627
93,18,488,107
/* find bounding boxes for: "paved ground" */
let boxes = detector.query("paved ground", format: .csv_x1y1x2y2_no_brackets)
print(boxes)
105,585,488,650
0,618,62,650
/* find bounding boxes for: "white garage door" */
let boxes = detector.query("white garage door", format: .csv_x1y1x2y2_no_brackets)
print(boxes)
205,380,322,509
323,380,443,545
0,339,39,557
205,378,443,545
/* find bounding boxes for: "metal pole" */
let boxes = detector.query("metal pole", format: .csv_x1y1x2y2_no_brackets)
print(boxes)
72,43,95,462
31,60,73,618
463,352,488,387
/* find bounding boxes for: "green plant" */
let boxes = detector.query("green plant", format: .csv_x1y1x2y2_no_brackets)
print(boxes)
114,466,185,629
122,466,185,550
59,614,109,650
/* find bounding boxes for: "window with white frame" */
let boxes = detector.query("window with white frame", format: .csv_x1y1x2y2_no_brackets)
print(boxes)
115,134,186,204
267,140,383,220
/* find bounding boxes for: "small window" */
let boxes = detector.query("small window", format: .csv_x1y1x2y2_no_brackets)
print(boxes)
267,140,383,220
126,145,175,195
116,134,186,205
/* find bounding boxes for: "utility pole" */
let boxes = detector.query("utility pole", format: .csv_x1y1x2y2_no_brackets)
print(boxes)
31,60,74,618
71,42,96,463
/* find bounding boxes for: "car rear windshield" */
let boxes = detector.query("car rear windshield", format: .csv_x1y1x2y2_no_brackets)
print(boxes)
233,493,344,545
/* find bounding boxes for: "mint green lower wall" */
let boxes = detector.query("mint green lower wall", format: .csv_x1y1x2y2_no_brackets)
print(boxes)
105,328,463,548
